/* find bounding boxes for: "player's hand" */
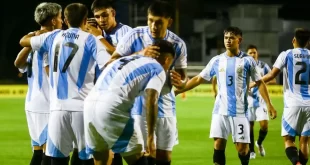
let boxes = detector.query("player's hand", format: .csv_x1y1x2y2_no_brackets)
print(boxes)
31,29,49,36
85,24,102,37
145,136,156,158
249,82,256,89
267,104,277,120
139,46,160,58
174,90,181,96
170,70,187,89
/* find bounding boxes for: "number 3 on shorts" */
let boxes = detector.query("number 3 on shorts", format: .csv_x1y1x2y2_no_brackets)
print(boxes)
238,124,244,135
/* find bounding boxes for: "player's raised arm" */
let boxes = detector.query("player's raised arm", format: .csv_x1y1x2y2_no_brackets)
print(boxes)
14,47,32,69
249,58,277,119
173,74,205,95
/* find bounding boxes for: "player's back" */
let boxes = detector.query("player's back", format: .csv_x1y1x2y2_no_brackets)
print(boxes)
49,28,106,111
281,48,310,106
24,51,49,112
93,55,165,111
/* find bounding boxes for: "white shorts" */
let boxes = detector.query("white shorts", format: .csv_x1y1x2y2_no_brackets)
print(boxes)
210,114,250,143
26,111,49,147
247,106,269,122
132,115,177,151
84,100,143,157
46,111,90,160
282,107,310,137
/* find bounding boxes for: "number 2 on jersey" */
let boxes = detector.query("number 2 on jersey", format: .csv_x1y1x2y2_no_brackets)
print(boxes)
295,61,310,85
53,42,79,73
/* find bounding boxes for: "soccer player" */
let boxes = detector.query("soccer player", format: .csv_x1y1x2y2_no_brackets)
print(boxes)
14,2,62,165
172,26,277,165
246,44,276,159
65,1,132,164
19,3,111,165
84,40,175,165
108,1,188,164
86,0,132,84
258,28,310,165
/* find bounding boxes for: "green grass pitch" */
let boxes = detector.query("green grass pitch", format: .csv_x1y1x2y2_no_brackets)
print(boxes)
0,96,293,165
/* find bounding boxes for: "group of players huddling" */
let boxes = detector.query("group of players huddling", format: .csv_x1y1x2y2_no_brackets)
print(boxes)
14,0,310,165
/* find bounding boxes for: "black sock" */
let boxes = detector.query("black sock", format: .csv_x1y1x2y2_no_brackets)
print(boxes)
134,156,147,165
213,149,225,165
257,129,268,146
30,150,43,165
147,157,155,165
51,157,70,165
238,152,250,165
41,154,51,165
155,160,171,165
70,150,82,165
299,150,308,165
112,153,123,165
285,147,299,164
250,130,255,152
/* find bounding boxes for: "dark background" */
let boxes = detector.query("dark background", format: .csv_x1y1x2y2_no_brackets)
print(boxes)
0,0,308,83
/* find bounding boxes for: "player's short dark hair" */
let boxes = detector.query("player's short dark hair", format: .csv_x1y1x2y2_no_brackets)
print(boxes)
147,0,173,18
91,0,115,12
34,2,62,26
294,28,310,47
224,26,243,37
246,44,258,52
153,40,175,58
64,3,88,28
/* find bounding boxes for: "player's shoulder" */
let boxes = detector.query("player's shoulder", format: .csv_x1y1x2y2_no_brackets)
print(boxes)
118,23,132,31
166,30,186,46
130,26,149,34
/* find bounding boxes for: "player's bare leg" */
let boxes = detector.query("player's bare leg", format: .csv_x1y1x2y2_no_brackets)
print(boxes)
249,121,255,159
31,146,43,165
213,138,227,165
284,136,301,165
93,150,113,165
156,149,171,165
122,152,147,165
235,142,250,165
299,136,309,165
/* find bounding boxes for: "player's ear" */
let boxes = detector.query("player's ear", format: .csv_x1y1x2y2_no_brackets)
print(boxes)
64,17,69,26
238,36,242,44
168,18,173,28
292,37,296,45
111,9,116,17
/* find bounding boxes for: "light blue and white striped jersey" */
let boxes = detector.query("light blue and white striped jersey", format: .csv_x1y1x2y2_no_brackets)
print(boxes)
30,28,111,111
273,48,310,107
115,26,187,117
248,60,271,108
103,23,132,47
95,23,132,79
200,51,261,117
92,55,166,113
19,51,49,112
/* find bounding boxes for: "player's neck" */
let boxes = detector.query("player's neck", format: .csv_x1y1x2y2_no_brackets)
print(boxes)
40,26,54,31
226,49,240,57
105,21,117,34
